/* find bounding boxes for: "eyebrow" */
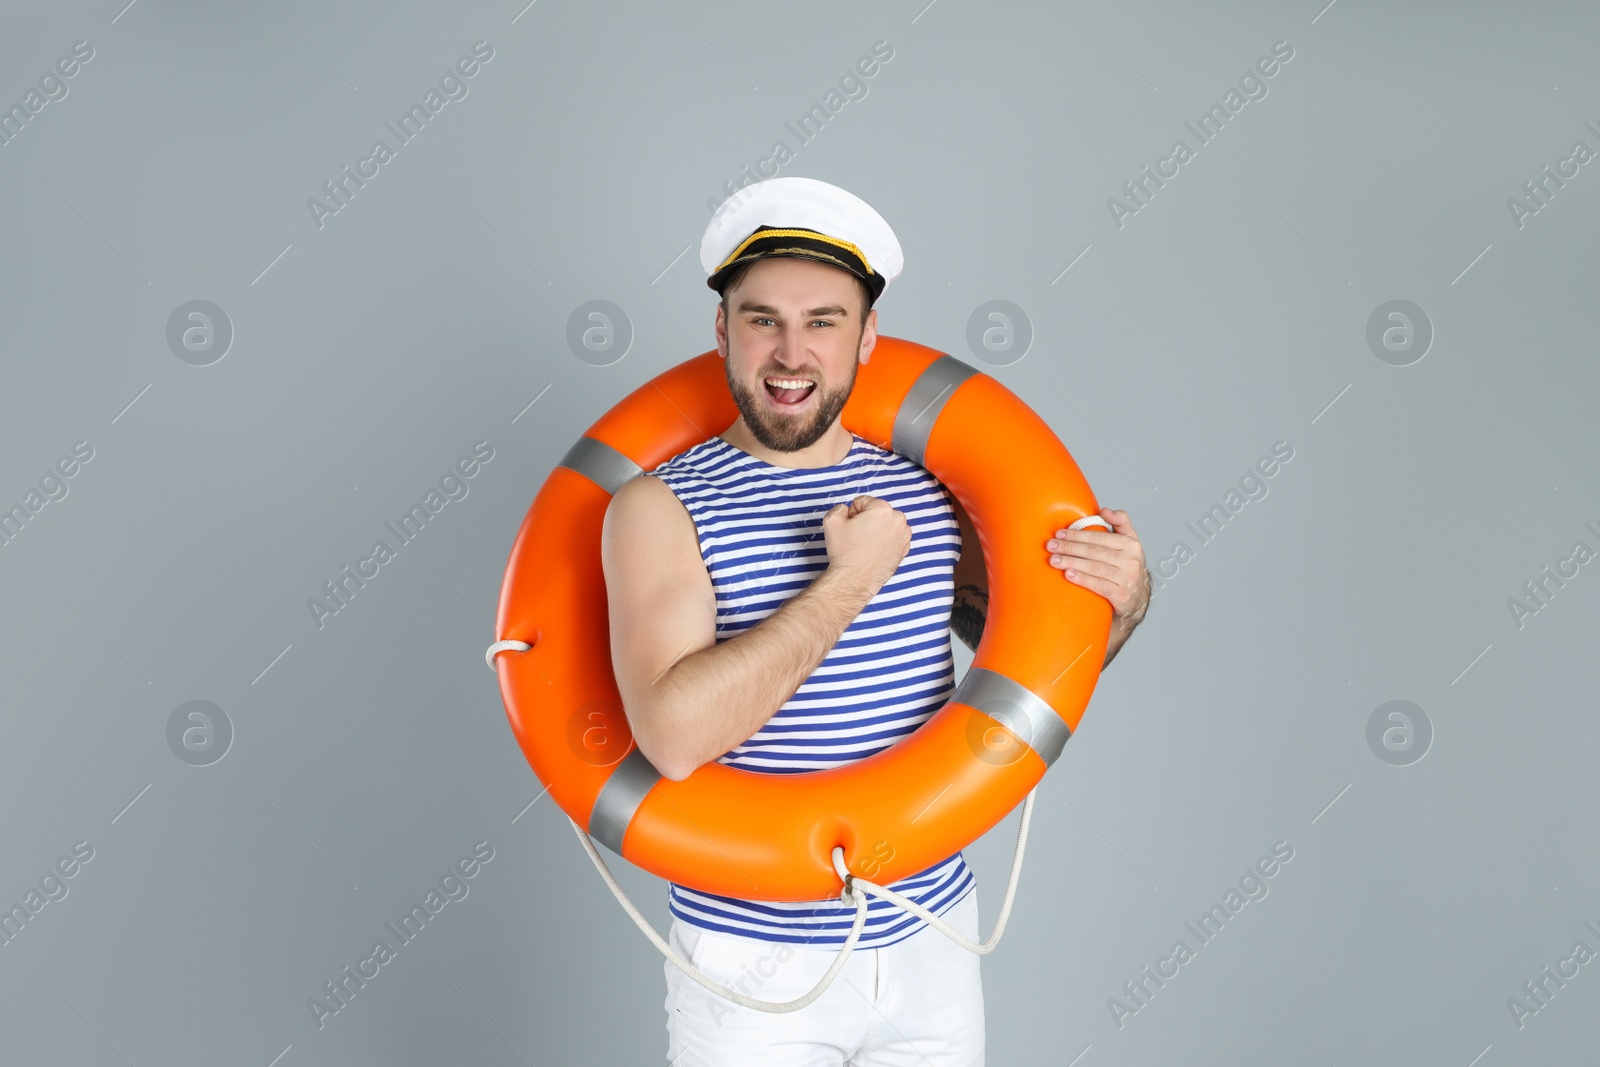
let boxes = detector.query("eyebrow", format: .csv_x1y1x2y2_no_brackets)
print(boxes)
735,301,851,318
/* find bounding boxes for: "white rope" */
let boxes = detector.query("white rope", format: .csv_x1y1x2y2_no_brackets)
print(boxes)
485,639,531,670
835,789,1036,956
570,789,1037,1012
569,817,871,1013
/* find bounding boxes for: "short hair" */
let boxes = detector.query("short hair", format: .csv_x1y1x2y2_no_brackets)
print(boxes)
718,259,873,324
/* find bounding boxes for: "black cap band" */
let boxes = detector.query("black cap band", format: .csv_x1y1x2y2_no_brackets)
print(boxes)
706,227,885,305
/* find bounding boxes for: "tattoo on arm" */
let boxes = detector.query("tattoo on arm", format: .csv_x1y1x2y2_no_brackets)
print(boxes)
950,583,988,653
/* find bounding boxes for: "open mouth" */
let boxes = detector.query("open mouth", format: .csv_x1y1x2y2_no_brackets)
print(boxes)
762,376,817,408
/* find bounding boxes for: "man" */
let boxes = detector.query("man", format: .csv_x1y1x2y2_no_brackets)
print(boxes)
600,177,1151,1065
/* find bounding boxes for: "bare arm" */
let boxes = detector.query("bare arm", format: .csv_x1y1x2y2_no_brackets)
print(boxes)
601,475,884,781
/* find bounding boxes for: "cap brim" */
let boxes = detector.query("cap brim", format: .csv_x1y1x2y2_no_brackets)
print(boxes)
706,249,884,305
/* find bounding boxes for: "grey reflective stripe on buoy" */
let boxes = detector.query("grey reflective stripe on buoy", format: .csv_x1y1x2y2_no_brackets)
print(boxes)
588,748,662,855
559,436,642,495
891,355,979,467
951,667,1072,767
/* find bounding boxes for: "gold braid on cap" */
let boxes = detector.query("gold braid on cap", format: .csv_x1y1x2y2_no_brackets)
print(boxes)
715,228,876,276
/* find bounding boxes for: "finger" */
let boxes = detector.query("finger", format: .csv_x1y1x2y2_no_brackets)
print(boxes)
1061,565,1122,601
1049,552,1122,582
1051,525,1120,547
1100,507,1140,539
1045,537,1121,564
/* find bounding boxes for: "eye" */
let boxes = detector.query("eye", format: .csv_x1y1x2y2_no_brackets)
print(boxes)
811,320,834,328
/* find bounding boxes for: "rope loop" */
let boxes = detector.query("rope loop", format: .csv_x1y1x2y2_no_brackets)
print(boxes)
573,789,1039,1012
485,639,532,671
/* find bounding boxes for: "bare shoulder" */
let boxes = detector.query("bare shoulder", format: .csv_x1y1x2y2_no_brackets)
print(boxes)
604,473,698,554
601,473,711,608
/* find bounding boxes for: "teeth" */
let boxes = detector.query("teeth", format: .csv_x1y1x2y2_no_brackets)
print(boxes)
765,377,815,388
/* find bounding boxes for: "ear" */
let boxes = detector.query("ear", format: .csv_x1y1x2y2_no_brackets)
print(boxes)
858,308,878,364
714,301,729,359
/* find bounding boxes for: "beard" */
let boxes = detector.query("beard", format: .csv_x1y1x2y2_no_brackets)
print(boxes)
724,342,859,453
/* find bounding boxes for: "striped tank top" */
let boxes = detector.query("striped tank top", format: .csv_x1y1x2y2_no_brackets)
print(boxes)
648,431,974,950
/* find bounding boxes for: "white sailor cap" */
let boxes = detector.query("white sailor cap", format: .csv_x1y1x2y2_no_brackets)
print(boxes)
700,176,904,306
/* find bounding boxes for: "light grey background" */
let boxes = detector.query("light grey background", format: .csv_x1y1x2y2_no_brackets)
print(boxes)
2,1,1596,1064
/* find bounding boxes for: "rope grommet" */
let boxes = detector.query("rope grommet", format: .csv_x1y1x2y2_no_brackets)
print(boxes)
485,639,533,671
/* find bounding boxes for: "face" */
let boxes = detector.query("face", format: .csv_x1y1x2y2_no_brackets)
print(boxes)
716,257,876,453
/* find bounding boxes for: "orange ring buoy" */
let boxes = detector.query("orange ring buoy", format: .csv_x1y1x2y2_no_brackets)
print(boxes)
490,335,1112,901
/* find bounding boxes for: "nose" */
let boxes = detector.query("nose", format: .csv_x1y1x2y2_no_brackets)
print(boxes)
765,345,813,376
771,330,806,365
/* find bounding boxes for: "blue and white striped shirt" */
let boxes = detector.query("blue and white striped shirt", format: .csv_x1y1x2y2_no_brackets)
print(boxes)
649,431,974,950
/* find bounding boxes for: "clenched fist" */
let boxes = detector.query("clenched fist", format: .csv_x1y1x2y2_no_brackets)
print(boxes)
821,495,911,598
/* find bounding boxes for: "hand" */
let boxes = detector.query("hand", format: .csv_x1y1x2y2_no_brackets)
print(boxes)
1044,508,1151,632
822,495,911,597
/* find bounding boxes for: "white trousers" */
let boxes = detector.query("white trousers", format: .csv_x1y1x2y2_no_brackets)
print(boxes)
663,889,985,1066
